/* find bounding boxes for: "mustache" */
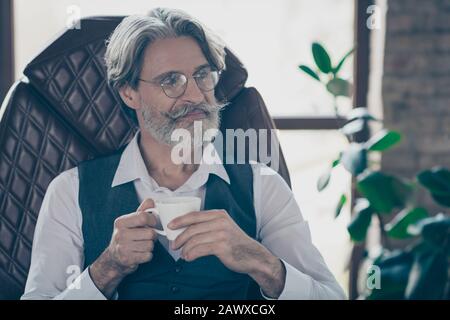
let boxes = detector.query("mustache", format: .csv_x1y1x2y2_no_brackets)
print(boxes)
163,101,227,121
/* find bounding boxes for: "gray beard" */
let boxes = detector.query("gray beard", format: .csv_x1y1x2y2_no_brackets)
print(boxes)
140,99,226,146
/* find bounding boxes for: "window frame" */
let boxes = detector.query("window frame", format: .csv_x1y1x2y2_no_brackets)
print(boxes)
273,0,372,133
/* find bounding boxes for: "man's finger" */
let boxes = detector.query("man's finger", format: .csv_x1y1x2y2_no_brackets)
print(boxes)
131,240,155,253
114,199,157,228
180,231,222,259
183,242,217,262
137,198,155,212
168,210,222,230
172,219,223,250
135,252,153,265
123,227,158,241
115,210,158,228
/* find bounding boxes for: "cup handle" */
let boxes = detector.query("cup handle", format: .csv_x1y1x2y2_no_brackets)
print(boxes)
144,208,166,236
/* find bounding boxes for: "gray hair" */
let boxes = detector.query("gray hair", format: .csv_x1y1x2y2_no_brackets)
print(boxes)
105,7,227,93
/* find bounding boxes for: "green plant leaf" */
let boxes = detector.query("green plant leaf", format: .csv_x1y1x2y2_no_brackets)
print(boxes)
333,48,355,74
317,170,331,192
385,207,429,239
335,194,347,218
298,65,321,81
417,167,450,196
417,167,450,207
341,143,367,176
332,157,341,168
422,218,450,246
347,199,373,242
357,171,413,214
405,250,448,299
312,42,332,74
346,107,379,122
408,214,449,235
341,118,366,136
317,157,341,192
417,167,450,195
326,78,352,97
408,214,450,247
430,194,450,207
366,130,402,152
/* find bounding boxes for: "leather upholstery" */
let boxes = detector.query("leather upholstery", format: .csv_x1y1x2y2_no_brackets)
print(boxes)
0,16,291,299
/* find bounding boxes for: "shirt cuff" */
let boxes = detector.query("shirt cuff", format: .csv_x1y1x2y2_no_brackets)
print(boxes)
54,268,109,300
260,259,313,300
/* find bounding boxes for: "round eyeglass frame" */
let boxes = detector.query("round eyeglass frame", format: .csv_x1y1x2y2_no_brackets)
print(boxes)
138,69,222,99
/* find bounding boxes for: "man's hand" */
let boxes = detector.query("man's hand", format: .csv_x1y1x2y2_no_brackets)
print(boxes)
89,199,158,298
169,209,286,298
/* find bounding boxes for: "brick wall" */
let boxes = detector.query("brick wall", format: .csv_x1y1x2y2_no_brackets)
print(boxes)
381,0,450,212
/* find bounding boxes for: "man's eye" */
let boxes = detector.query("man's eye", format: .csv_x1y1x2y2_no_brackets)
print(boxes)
161,74,180,87
196,72,209,79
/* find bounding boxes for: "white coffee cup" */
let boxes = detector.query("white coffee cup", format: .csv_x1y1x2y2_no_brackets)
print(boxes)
144,196,201,241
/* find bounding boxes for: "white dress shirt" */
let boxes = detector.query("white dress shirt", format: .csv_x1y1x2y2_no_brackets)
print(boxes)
21,131,346,300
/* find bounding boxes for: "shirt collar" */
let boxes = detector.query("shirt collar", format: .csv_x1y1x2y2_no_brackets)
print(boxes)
111,130,230,189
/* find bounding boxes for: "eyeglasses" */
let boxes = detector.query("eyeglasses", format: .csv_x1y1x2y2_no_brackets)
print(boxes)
138,66,221,99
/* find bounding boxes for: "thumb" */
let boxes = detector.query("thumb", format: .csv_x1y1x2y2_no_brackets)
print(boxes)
136,198,158,227
136,198,155,213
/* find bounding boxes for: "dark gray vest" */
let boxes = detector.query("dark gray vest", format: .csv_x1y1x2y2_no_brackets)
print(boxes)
78,148,261,299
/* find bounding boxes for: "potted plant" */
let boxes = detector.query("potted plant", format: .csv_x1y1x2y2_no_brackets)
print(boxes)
299,43,450,299
321,109,450,299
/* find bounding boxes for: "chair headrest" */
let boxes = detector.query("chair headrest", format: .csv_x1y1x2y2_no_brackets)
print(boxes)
24,16,247,103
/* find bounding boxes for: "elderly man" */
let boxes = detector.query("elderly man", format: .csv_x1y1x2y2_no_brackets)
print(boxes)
22,8,345,300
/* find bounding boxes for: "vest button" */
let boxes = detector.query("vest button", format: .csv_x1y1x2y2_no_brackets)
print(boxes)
171,286,180,293
175,266,182,273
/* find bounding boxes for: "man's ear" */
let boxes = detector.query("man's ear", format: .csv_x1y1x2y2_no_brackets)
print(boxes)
118,85,141,111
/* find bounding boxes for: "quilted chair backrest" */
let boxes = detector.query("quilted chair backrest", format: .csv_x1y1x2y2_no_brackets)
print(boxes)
0,16,291,299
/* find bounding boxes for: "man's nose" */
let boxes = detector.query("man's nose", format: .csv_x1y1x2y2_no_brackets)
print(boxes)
180,78,205,104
